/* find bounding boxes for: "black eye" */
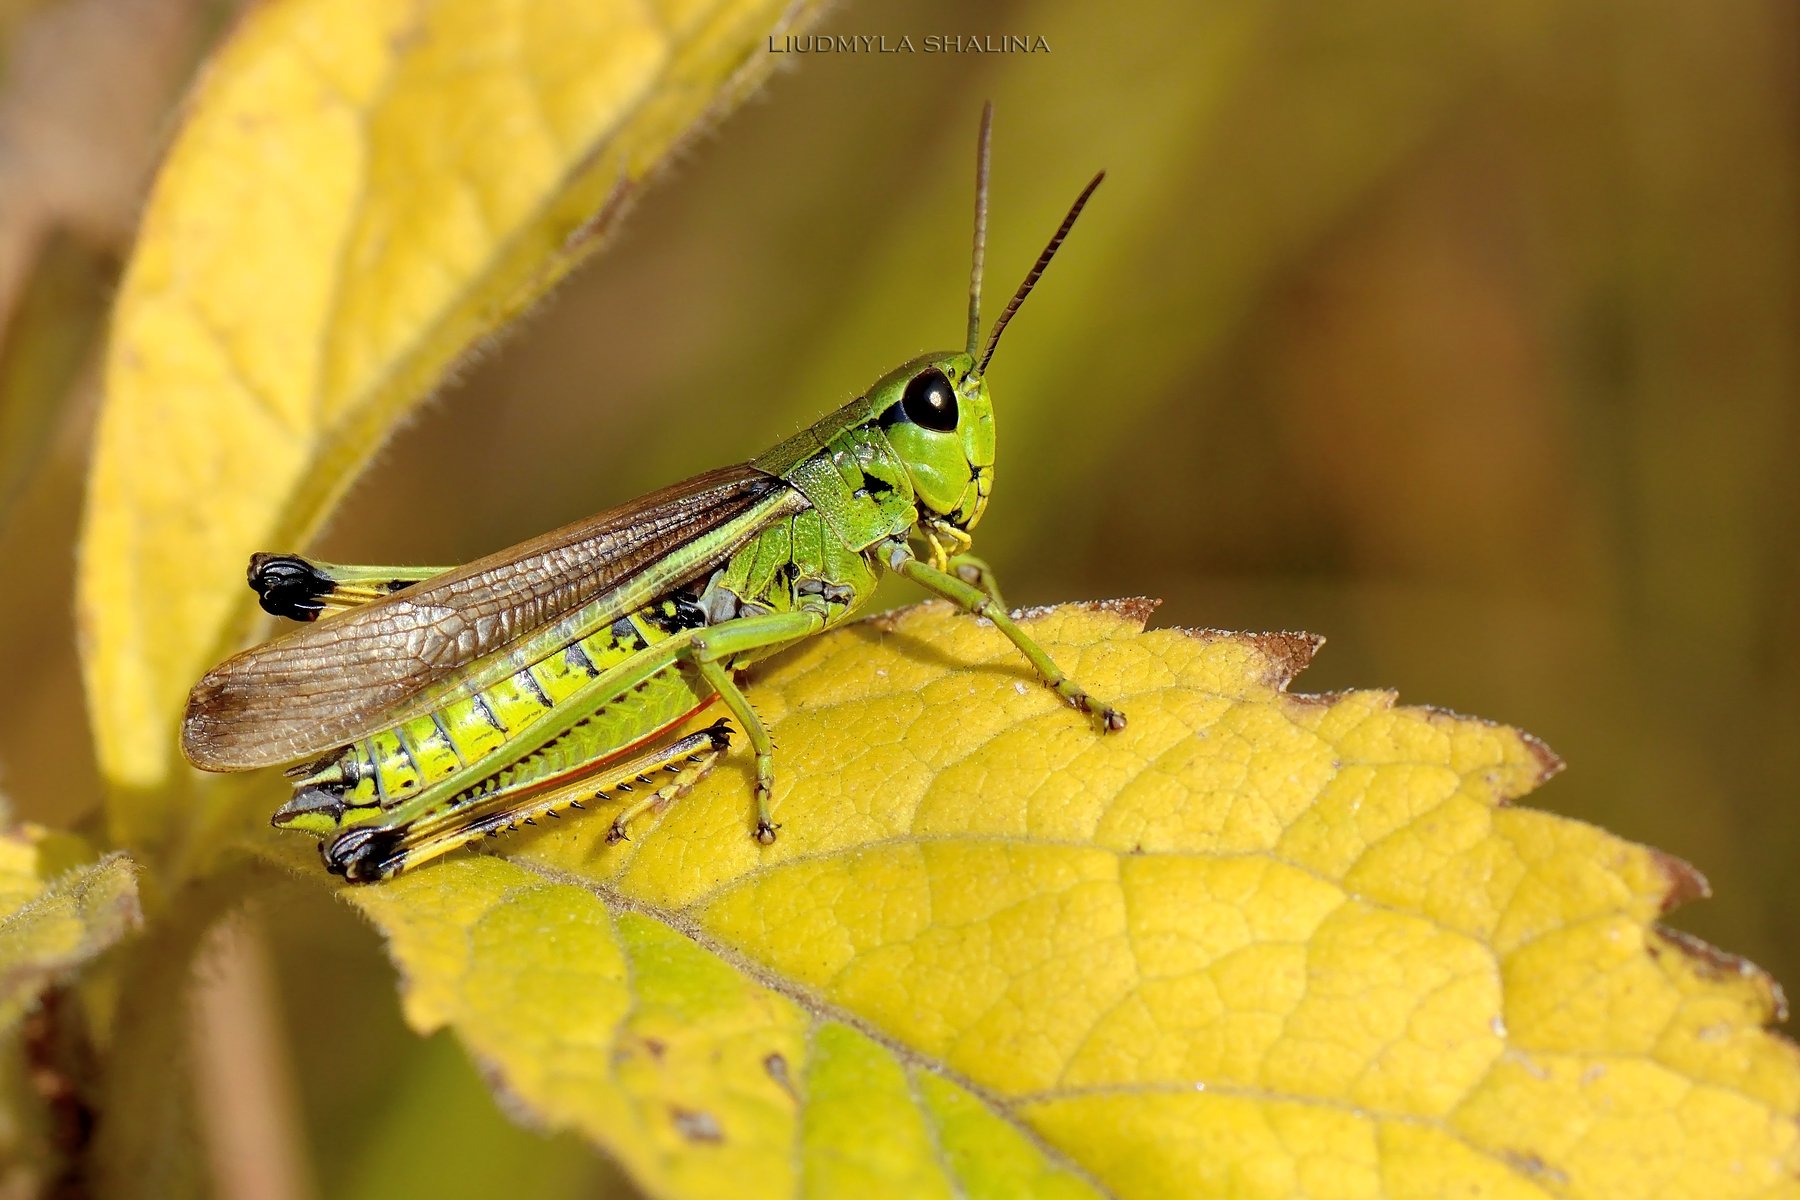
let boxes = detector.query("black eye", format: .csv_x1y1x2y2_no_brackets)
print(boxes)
901,368,959,432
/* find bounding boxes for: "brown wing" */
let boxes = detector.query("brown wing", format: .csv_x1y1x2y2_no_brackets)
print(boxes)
182,465,803,770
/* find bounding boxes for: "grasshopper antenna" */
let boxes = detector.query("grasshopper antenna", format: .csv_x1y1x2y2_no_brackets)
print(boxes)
966,102,993,360
978,168,1105,374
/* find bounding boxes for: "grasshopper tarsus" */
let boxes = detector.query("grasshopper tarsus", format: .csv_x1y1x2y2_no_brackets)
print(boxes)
1071,691,1127,733
754,820,780,846
1082,701,1127,734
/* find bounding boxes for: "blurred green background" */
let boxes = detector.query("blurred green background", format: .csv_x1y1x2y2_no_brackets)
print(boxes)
0,0,1794,1195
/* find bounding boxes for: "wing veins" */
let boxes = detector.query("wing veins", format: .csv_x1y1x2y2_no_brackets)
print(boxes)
183,465,803,769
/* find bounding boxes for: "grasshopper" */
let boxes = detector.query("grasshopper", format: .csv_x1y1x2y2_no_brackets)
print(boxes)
182,108,1122,882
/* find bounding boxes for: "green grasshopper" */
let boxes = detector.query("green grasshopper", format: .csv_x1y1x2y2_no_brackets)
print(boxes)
182,108,1122,883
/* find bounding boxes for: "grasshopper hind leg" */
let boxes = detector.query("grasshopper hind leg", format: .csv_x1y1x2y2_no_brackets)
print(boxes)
604,720,735,844
322,719,734,883
247,554,453,622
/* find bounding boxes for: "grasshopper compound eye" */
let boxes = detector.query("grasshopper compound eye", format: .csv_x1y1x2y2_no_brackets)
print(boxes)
901,368,959,431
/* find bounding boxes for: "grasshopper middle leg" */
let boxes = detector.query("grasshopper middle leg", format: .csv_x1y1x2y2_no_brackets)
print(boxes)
683,607,830,843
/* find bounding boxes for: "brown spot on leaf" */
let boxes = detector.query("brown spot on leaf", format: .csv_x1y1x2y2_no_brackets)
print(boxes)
1008,597,1161,628
764,1052,798,1102
1650,850,1711,914
671,1106,723,1143
1652,926,1780,1015
1516,729,1565,783
1074,596,1161,628
1389,702,1564,798
1176,629,1324,690
1242,631,1325,688
1498,1149,1569,1186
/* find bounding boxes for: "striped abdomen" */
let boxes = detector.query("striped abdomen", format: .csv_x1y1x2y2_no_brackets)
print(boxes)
291,597,708,814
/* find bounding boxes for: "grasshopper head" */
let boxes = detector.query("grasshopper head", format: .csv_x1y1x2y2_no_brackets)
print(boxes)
879,105,1103,543
873,350,993,533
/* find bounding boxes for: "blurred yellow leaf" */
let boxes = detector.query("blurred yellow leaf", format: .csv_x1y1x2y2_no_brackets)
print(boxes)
0,831,138,1031
77,0,826,859
341,602,1799,1199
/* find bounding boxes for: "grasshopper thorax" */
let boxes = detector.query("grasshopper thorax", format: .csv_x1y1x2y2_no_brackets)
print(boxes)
870,350,993,535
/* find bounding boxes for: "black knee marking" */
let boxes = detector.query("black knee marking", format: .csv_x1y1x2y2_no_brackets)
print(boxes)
248,554,334,622
322,826,407,883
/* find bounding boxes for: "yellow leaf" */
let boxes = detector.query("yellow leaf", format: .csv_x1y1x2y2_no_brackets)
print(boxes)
340,601,1800,1200
0,831,139,1032
77,0,828,857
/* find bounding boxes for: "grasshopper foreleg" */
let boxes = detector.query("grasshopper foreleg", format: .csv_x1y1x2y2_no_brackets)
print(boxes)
884,540,1126,733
